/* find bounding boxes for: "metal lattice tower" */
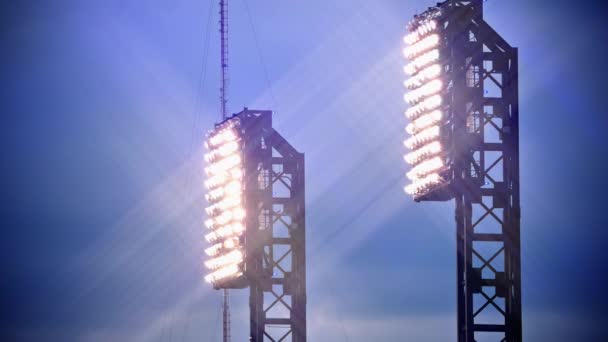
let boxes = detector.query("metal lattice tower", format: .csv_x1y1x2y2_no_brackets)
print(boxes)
403,1,522,340
447,1,521,340
237,110,307,342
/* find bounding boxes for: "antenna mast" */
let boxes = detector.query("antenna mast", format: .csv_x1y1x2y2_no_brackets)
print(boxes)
220,0,229,120
219,1,231,342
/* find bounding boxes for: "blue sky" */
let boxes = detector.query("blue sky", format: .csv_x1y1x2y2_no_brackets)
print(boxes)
1,0,608,341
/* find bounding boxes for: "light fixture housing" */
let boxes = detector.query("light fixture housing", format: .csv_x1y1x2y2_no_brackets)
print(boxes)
402,9,454,201
203,118,248,288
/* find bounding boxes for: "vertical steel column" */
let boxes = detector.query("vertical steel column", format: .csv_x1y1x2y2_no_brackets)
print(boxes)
240,109,307,342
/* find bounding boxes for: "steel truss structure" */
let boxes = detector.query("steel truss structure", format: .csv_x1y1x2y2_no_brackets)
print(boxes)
236,109,307,342
440,1,522,341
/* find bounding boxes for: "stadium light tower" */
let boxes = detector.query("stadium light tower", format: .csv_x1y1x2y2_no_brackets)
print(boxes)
402,1,521,341
204,109,307,342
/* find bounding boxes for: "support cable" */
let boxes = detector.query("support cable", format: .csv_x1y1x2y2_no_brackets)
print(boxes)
241,0,278,114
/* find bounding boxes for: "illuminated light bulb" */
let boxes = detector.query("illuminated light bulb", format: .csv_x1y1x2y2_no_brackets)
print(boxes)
404,49,440,75
214,225,231,238
404,141,442,165
403,34,440,59
205,218,215,230
225,181,242,196
232,222,245,233
418,20,438,36
404,79,443,105
204,264,241,283
406,110,443,135
216,210,233,225
232,207,246,220
404,31,419,45
404,173,444,196
405,64,442,89
224,238,237,249
215,224,238,239
404,125,441,149
204,152,214,162
205,231,217,243
205,250,244,270
205,243,223,257
425,94,443,109
206,154,242,176
404,20,437,45
217,141,239,157
218,195,241,211
207,188,225,201
205,173,228,189
405,94,443,120
209,128,238,147
230,168,243,180
407,156,445,180
208,132,224,147
205,205,216,216
222,130,237,142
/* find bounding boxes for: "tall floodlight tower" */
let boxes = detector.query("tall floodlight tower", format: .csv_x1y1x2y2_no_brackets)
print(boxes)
402,1,521,341
203,109,307,342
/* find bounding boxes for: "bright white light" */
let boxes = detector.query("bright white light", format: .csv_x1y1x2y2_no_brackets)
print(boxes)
406,156,445,180
204,218,215,229
205,250,244,270
403,19,448,199
404,49,440,75
232,207,246,220
206,222,245,243
404,64,442,89
404,141,442,165
205,231,217,243
404,173,445,196
205,173,227,190
404,125,440,150
404,79,443,105
224,238,237,249
403,20,438,45
209,129,237,147
205,154,242,177
404,31,419,45
225,181,242,196
204,264,242,284
405,94,443,120
406,110,443,135
417,20,438,37
204,122,246,286
205,243,223,257
215,210,233,225
403,34,440,59
206,187,225,201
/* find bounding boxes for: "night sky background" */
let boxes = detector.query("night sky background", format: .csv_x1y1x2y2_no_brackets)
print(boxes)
2,0,608,341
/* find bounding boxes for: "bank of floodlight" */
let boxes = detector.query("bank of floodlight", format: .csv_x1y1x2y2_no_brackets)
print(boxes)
203,119,246,286
402,11,451,200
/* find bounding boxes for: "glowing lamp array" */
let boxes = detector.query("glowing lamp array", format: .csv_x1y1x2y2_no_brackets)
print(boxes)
403,19,448,198
203,121,246,285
